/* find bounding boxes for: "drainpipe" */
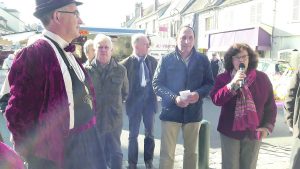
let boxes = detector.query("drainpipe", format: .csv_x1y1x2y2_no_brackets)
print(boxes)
271,0,277,59
193,13,199,49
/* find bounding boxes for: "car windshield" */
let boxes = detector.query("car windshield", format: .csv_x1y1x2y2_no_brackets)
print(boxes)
257,59,290,75
257,59,294,101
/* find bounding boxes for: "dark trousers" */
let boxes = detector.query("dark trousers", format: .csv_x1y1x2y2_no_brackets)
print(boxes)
65,126,107,169
101,125,123,169
127,108,155,165
290,138,300,169
27,156,59,169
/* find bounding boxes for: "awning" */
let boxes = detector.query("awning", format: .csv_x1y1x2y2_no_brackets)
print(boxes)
79,26,145,36
0,38,12,46
208,27,271,51
1,31,38,42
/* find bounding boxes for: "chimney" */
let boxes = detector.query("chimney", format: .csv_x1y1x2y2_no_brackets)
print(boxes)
135,3,143,18
126,15,130,22
140,4,143,17
154,0,159,11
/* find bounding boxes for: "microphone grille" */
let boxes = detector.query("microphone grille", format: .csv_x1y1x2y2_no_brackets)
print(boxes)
239,63,245,69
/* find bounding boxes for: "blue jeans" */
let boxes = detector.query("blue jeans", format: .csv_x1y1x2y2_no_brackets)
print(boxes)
127,108,155,165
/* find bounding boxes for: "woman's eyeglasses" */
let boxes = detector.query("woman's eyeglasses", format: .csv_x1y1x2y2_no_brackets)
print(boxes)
233,55,248,60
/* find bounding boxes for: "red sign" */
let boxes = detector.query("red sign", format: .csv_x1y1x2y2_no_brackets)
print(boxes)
159,26,168,32
79,29,89,36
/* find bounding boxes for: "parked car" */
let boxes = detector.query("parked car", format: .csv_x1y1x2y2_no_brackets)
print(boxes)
257,59,295,101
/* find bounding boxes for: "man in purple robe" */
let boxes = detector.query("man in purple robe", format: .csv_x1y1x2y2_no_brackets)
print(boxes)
4,0,106,169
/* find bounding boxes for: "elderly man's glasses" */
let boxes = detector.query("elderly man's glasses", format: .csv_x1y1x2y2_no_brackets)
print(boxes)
57,10,80,18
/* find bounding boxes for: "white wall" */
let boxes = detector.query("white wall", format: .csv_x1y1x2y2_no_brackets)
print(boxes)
134,14,157,34
218,0,274,30
0,8,26,33
272,0,300,58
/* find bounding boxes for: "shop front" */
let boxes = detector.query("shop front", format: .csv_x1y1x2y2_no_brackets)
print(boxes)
208,27,271,58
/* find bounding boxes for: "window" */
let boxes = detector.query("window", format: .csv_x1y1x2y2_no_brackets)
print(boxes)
153,20,156,33
257,2,262,22
170,21,180,38
159,24,168,38
170,23,174,37
205,16,215,31
250,2,262,24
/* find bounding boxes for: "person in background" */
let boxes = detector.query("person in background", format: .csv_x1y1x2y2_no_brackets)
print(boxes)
1,49,21,97
0,38,41,148
120,33,157,169
0,76,11,146
0,51,18,147
85,34,128,169
83,39,95,66
210,43,277,169
2,49,21,71
0,36,41,99
284,67,300,169
152,26,214,169
2,52,16,70
210,52,224,80
4,0,106,169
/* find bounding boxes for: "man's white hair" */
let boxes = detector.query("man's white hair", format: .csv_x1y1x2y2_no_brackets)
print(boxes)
83,39,94,55
93,34,113,49
131,33,148,47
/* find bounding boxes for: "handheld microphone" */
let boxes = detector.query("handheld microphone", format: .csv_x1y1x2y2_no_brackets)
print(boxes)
239,63,245,88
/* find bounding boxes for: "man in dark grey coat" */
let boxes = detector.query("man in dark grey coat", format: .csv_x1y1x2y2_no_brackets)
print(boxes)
284,68,300,169
85,34,128,169
120,34,157,169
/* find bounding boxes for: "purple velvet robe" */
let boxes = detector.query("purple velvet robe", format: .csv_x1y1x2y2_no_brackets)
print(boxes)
4,39,96,169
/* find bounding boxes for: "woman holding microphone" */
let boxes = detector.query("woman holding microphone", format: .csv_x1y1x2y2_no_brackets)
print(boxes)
210,43,277,169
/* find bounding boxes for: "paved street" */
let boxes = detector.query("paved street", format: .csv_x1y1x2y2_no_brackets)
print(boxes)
0,96,293,169
119,131,292,169
120,98,293,169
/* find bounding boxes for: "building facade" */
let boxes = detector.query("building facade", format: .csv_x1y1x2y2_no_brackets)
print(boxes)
123,0,300,61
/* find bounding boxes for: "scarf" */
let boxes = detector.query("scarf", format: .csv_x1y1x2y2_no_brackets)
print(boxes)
232,69,259,131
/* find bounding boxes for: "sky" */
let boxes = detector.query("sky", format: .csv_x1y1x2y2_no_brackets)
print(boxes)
1,0,169,27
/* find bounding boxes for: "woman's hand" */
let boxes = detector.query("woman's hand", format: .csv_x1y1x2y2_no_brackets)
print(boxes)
256,127,270,139
230,70,246,86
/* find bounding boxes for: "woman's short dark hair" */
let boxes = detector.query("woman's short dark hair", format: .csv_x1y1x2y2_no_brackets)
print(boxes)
223,43,258,72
